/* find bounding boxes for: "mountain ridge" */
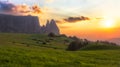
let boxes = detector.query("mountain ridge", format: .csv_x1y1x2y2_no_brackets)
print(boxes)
0,14,60,35
108,38,120,45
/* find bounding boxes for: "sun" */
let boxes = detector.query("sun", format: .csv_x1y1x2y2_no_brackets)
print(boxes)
104,19,114,28
101,19,115,28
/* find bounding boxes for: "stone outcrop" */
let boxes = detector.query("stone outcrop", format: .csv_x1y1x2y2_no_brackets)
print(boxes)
41,19,60,35
0,14,60,35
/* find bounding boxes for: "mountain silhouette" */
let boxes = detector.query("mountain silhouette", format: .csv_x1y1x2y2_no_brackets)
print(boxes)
0,14,60,35
108,38,120,45
41,19,60,35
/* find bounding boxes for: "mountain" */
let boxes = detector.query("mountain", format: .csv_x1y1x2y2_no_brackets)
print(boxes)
41,19,60,35
0,14,60,35
108,38,120,45
0,14,41,33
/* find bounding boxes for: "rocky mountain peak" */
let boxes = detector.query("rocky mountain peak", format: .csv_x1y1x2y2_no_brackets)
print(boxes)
41,19,60,35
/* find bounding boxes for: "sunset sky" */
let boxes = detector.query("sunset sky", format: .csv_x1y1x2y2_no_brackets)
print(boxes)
1,0,120,40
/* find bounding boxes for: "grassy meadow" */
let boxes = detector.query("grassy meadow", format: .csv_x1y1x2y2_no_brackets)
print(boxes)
0,33,120,67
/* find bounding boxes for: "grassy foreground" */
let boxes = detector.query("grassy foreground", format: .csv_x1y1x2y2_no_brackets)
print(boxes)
0,33,120,67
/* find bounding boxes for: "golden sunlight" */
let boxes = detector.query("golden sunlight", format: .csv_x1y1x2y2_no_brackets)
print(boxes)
103,19,114,28
100,19,115,28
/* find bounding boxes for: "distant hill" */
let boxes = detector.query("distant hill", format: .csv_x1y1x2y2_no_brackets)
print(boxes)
108,38,120,45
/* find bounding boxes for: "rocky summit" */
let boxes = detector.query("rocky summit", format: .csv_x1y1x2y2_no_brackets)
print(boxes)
0,14,60,35
41,19,60,35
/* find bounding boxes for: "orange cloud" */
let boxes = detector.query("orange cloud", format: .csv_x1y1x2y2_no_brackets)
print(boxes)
0,1,42,16
32,5,42,14
12,4,30,13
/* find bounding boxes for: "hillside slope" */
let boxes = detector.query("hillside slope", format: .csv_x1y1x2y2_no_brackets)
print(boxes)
0,33,120,67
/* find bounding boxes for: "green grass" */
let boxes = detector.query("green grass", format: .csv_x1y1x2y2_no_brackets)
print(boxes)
0,33,120,67
81,43,120,50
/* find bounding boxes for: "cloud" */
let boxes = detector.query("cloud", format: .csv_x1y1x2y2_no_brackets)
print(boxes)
0,1,42,15
12,4,30,13
64,16,90,23
0,1,15,12
59,26,71,28
55,20,63,23
32,5,42,14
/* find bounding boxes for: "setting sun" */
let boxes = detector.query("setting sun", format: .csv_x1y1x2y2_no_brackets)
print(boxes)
101,19,115,28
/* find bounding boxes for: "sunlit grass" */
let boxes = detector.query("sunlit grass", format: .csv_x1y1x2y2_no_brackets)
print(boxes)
0,33,120,67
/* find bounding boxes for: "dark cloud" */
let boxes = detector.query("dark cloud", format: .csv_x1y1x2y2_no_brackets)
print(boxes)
0,1,15,12
64,16,90,23
32,5,42,14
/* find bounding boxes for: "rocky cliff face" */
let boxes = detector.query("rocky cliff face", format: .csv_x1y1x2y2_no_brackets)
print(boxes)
0,14,41,33
0,14,60,35
41,19,60,35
